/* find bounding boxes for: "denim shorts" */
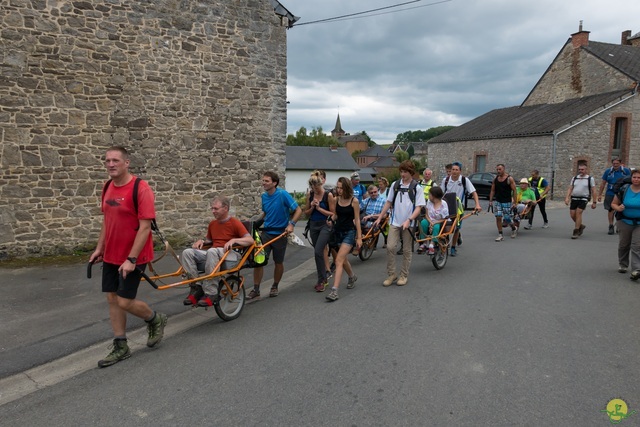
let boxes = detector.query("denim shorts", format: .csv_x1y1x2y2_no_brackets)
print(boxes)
334,228,356,247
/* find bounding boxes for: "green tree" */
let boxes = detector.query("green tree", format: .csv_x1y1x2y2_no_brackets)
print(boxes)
286,126,340,147
395,150,409,163
393,126,456,144
359,130,376,147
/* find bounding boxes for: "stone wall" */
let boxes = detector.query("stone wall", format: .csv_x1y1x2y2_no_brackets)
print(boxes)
524,42,634,106
0,0,289,258
428,97,640,198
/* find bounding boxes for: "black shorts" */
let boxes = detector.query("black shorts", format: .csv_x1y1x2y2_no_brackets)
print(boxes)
570,198,588,211
261,231,288,264
604,194,614,211
102,262,144,300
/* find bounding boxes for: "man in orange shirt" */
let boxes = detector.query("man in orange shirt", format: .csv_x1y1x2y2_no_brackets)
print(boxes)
181,196,254,306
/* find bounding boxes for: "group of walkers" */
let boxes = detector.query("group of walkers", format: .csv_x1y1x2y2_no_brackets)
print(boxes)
90,146,640,369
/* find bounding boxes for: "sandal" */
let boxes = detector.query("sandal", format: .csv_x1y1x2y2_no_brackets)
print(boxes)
269,287,279,297
247,289,260,300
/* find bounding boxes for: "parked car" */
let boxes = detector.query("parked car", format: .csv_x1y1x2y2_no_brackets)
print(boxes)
464,172,497,209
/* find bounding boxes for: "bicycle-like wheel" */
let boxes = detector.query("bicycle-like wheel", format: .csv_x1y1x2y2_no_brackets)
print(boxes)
214,275,245,321
431,241,448,270
359,237,375,261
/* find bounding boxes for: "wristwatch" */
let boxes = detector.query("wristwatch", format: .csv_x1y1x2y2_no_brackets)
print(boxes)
289,220,297,226
127,256,137,264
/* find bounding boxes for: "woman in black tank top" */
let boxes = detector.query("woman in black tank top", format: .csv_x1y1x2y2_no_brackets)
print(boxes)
325,177,362,302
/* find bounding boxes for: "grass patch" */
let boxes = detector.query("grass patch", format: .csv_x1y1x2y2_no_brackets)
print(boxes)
0,252,91,269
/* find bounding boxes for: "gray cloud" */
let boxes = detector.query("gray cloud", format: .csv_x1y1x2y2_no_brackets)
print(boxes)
284,0,640,144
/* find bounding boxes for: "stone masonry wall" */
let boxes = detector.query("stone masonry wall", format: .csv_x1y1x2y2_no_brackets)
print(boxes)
0,0,288,258
524,42,634,106
428,97,640,199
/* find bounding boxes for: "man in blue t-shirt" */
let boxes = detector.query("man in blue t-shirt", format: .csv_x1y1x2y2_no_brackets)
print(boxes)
248,171,301,299
351,172,367,205
598,158,631,234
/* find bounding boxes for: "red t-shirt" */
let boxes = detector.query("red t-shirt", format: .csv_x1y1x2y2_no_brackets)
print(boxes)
102,176,155,265
205,217,250,247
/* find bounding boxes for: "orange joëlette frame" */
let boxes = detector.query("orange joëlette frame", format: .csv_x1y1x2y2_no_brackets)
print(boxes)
142,231,288,291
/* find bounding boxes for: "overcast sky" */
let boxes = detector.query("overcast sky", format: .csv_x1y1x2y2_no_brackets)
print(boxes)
284,0,640,145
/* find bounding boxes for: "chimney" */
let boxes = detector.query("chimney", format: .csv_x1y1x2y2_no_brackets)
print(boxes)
571,20,590,48
622,30,632,45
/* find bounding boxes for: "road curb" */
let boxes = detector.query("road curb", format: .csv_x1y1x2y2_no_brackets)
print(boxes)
0,257,315,407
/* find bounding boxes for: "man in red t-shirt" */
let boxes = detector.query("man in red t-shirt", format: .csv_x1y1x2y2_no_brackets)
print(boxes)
181,196,254,306
89,146,167,368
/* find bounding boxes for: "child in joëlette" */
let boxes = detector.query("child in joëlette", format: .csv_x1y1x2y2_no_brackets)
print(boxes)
419,186,449,255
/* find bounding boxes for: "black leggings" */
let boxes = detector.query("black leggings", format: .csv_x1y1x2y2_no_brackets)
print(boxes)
528,198,547,224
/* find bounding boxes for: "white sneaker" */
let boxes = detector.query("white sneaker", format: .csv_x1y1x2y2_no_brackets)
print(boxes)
523,224,532,230
511,227,518,238
495,234,504,242
542,222,549,229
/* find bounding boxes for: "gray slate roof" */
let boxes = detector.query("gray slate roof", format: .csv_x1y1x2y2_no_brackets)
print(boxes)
358,144,393,157
286,146,359,170
584,41,640,81
368,156,400,168
430,89,634,143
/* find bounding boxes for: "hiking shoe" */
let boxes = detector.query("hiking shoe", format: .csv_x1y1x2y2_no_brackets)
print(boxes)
631,270,640,281
619,265,628,274
450,247,457,257
542,222,549,228
383,275,397,287
397,276,408,286
98,339,131,368
347,274,357,289
314,281,326,292
578,224,586,236
511,227,518,238
197,293,218,307
571,229,579,239
146,312,168,348
427,246,435,255
608,224,615,235
523,224,532,230
247,289,260,299
183,285,204,306
269,287,279,297
326,289,339,302
495,234,504,242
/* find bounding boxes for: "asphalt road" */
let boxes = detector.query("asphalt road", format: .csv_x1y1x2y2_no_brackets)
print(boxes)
1,204,639,426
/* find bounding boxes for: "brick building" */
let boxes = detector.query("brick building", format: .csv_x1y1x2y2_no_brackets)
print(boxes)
428,25,640,199
0,0,297,258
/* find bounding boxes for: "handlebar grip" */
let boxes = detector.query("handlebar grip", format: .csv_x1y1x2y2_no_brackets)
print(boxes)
139,267,158,289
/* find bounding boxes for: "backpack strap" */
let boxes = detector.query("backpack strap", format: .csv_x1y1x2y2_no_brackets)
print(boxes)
102,177,142,212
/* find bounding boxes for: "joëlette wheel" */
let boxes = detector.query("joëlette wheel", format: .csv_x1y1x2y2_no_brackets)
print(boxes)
214,275,245,321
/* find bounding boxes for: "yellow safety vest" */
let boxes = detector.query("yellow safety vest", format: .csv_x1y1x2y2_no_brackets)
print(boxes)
528,176,546,199
421,179,434,198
